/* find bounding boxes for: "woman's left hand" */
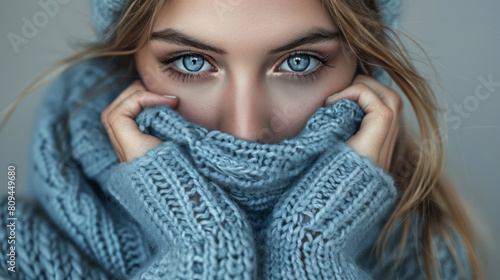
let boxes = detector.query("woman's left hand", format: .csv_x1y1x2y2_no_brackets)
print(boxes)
324,74,403,171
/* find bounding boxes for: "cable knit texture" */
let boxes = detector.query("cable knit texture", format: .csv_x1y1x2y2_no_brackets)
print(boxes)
0,57,472,279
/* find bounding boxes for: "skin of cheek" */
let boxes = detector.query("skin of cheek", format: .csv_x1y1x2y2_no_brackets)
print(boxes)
267,45,358,140
135,44,230,131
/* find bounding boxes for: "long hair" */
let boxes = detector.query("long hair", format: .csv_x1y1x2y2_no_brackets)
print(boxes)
0,0,485,279
320,0,484,279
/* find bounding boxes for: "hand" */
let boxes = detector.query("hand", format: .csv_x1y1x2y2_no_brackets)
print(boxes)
101,80,179,163
324,74,403,171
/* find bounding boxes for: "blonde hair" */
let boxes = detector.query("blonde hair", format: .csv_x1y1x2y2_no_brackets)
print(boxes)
0,0,485,279
321,0,485,279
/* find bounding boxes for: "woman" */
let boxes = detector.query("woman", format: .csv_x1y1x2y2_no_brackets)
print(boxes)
0,0,484,279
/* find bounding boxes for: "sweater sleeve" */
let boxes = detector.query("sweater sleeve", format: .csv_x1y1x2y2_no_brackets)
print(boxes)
102,141,257,280
0,195,111,280
25,59,152,278
258,142,472,280
258,142,399,279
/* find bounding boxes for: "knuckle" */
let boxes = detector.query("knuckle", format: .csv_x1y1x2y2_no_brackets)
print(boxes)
352,83,370,93
106,109,120,126
378,106,394,122
101,108,113,128
128,90,150,106
385,91,403,115
381,87,403,115
134,90,149,99
132,79,146,88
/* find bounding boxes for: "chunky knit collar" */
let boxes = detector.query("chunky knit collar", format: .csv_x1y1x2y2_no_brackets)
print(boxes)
132,99,364,226
68,77,365,229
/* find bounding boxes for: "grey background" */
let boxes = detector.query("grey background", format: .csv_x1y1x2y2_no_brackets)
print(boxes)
0,1,498,278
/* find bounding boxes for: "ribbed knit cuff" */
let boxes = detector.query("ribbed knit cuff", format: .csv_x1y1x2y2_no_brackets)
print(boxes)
306,142,399,244
134,239,257,280
260,142,399,278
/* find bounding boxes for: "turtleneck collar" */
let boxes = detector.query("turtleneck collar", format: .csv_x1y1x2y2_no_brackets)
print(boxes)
66,68,365,227
133,99,365,220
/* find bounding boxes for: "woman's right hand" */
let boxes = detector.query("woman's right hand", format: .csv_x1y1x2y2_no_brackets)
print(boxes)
101,80,179,163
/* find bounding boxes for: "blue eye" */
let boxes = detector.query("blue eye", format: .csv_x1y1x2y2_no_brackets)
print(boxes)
159,50,332,83
279,54,320,73
172,54,215,72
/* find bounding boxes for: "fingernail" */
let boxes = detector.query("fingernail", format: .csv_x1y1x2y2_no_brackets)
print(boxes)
163,95,177,99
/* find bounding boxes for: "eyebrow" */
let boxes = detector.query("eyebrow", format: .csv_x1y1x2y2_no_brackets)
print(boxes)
151,27,340,55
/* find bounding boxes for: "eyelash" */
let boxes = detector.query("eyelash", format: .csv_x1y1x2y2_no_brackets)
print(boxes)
158,50,214,83
158,46,335,83
279,47,335,83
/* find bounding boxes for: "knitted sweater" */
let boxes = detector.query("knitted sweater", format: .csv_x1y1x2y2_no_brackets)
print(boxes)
0,58,471,280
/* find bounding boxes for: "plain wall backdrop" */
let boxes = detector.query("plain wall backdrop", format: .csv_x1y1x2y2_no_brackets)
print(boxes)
1,1,498,278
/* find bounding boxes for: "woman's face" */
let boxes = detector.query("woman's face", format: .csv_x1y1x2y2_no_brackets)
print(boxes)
135,0,358,143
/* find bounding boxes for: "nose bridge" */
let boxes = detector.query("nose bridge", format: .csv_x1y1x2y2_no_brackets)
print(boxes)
218,70,269,142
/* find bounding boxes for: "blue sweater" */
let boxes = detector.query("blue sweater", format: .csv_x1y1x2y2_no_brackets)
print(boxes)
0,59,471,279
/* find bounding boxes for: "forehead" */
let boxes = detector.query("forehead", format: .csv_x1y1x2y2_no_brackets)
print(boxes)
154,0,335,48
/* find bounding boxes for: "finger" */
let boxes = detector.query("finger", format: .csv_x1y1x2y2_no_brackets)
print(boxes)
102,80,179,162
353,75,403,169
102,80,145,123
326,83,392,163
102,108,125,161
351,74,402,112
107,91,178,161
102,81,147,162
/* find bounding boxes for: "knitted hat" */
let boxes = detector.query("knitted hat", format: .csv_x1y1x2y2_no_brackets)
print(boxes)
378,0,402,29
373,0,402,84
89,0,127,42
